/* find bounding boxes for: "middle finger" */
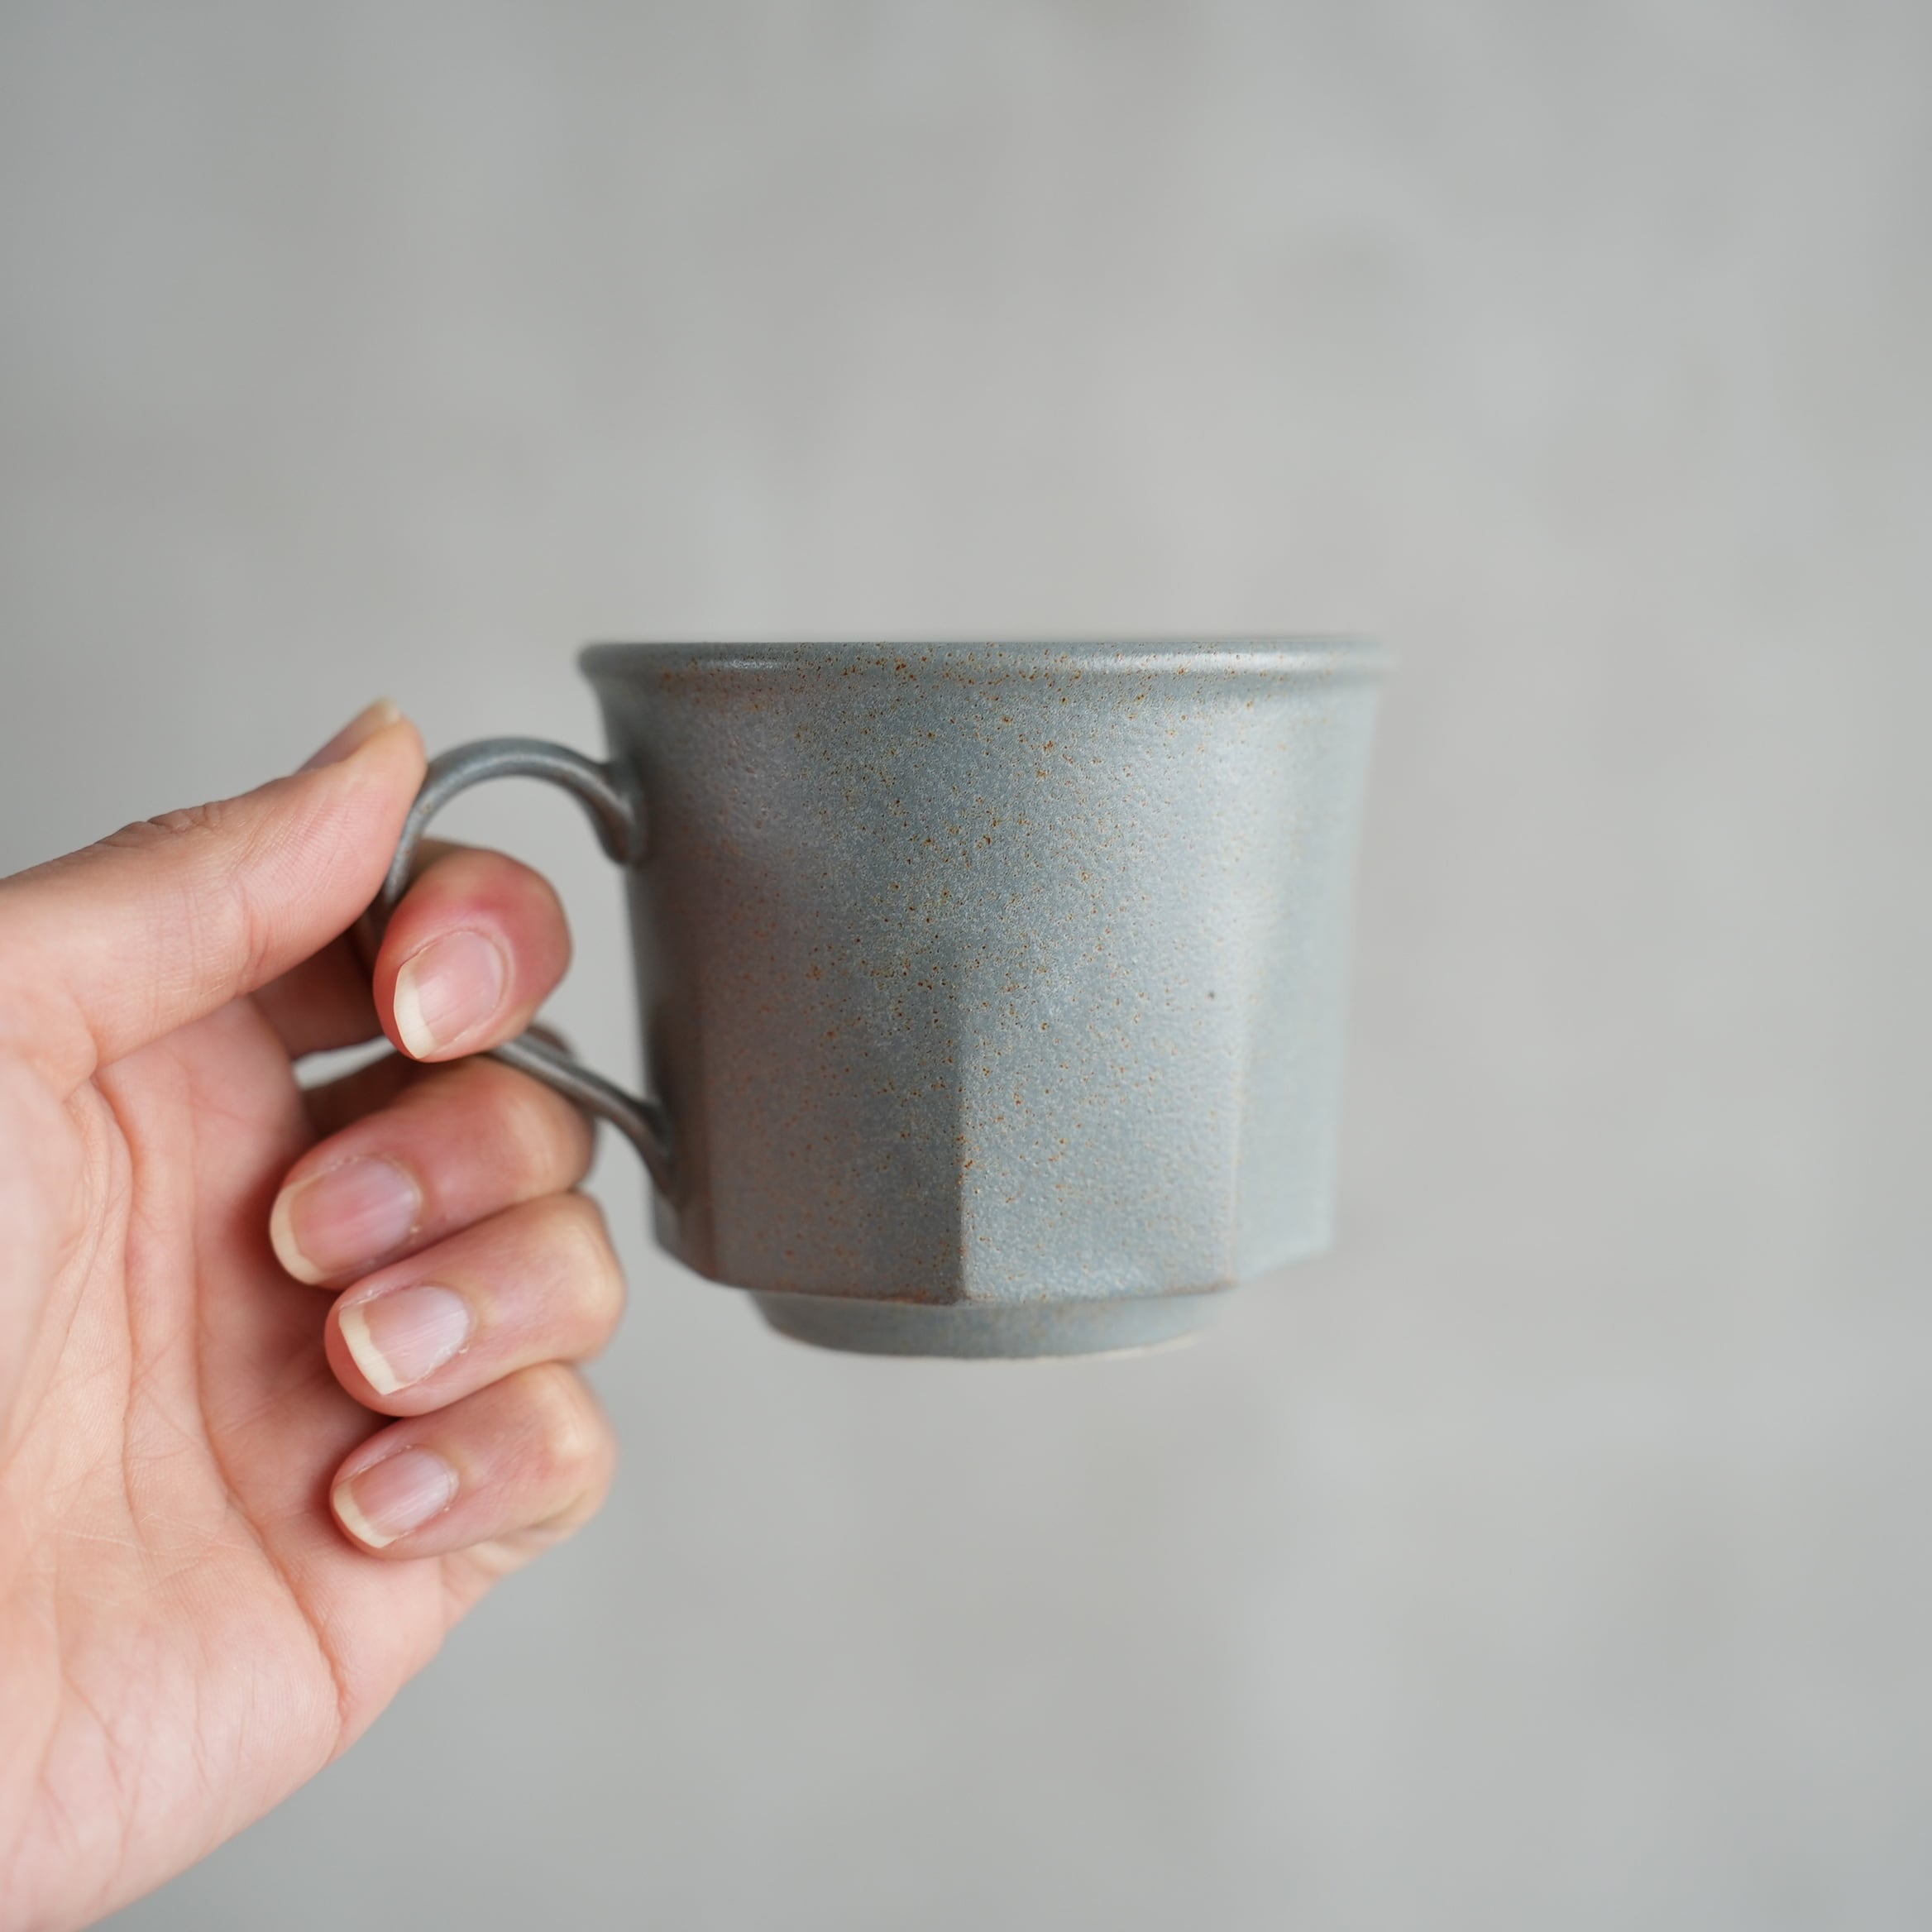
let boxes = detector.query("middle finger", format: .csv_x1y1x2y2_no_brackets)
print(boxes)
270,1054,595,1286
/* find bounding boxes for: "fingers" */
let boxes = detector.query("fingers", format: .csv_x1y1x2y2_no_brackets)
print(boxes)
371,841,572,1064
329,1365,615,1559
311,1102,625,1567
289,994,624,1568
256,836,575,1062
0,701,425,1094
269,1054,595,1286
324,1193,624,1415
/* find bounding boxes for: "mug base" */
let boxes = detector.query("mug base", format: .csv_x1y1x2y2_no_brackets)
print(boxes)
749,1289,1228,1359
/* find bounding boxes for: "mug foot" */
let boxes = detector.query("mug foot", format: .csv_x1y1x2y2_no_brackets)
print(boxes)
749,1289,1228,1359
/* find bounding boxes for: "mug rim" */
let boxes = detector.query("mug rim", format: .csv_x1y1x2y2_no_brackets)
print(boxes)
581,637,1387,679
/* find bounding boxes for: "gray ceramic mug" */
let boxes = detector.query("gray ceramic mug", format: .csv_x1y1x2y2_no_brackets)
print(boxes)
375,641,1384,1358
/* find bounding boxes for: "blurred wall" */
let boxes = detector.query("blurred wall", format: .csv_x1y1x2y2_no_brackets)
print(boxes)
2,2,1929,1926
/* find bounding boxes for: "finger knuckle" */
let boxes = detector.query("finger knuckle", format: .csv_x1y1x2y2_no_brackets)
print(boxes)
519,1363,605,1475
461,844,567,923
493,1064,593,1179
547,1184,611,1255
103,801,228,851
558,1194,627,1328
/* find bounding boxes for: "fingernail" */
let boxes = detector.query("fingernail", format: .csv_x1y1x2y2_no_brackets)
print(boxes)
340,1284,472,1395
270,1155,421,1284
392,930,509,1059
332,1447,459,1549
301,698,402,770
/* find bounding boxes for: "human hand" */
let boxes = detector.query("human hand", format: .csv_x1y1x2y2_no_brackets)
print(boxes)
0,703,624,1930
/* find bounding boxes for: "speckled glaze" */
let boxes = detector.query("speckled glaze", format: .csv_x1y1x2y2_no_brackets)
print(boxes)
582,639,1383,1356
390,641,1383,1356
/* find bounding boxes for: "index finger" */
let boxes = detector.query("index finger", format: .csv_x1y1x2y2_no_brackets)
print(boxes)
369,841,574,1064
252,837,549,1061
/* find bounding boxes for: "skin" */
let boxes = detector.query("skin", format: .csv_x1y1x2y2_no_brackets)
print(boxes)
0,704,624,1930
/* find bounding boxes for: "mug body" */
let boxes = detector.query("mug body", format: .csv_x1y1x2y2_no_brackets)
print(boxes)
582,641,1382,1356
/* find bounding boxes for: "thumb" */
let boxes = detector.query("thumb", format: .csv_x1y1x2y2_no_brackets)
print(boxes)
0,701,426,1094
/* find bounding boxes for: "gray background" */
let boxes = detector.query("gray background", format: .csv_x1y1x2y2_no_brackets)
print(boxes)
2,1,1928,1925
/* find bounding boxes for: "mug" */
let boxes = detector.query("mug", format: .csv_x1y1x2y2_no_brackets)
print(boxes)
375,641,1384,1358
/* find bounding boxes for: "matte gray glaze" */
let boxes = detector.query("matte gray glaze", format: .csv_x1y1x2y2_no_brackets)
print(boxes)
391,641,1384,1356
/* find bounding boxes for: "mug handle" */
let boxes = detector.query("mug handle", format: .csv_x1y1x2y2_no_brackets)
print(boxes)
361,737,674,1195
